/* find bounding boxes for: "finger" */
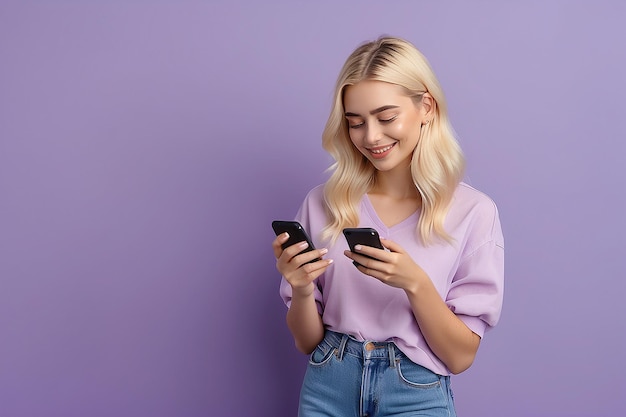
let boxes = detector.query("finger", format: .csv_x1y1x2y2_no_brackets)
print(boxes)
379,238,404,254
293,248,329,267
349,258,387,283
284,257,333,289
298,258,334,281
280,240,315,263
344,250,383,271
351,244,389,262
301,256,333,274
272,232,290,258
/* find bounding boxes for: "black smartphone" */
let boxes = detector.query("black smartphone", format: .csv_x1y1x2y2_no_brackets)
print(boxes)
342,228,385,265
272,220,320,263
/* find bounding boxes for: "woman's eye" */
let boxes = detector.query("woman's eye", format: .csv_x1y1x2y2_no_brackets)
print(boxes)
348,121,364,129
380,115,398,123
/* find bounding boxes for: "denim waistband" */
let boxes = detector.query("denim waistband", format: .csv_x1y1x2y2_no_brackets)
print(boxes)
323,330,404,367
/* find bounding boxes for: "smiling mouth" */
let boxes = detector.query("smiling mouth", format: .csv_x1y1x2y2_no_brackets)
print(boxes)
369,143,395,154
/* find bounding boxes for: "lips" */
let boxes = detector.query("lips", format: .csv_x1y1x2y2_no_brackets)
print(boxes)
367,143,396,159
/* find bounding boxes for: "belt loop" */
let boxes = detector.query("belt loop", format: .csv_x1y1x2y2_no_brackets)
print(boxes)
337,333,349,361
388,344,396,368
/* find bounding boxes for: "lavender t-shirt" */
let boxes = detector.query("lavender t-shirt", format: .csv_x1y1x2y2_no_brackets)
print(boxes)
279,182,504,376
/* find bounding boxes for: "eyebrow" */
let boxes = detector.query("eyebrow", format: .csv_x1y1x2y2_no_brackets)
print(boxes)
345,105,399,117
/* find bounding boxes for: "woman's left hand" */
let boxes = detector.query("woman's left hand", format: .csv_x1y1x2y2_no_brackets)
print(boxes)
343,238,427,293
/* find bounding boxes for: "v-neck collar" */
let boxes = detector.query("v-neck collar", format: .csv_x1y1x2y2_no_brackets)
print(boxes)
362,193,420,236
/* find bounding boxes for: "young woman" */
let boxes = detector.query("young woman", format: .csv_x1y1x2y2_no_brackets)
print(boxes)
272,36,504,417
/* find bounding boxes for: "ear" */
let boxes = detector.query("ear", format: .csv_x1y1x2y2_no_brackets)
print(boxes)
420,93,436,123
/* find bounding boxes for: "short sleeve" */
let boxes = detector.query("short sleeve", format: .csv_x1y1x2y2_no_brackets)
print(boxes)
446,205,504,338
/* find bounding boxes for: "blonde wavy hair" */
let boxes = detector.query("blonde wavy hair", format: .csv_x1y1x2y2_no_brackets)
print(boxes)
321,36,465,245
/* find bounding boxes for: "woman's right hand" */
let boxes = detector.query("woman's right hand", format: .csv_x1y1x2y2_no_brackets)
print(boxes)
272,232,333,297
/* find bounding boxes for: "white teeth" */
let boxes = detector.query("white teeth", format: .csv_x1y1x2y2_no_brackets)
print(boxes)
371,144,394,154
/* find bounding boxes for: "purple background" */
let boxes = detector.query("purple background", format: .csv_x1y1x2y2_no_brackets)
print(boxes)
1,1,624,416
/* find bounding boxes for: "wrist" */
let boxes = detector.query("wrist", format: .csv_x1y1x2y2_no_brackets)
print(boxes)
291,283,316,299
403,270,431,298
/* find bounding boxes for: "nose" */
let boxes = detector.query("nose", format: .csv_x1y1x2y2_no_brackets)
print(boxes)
364,122,382,145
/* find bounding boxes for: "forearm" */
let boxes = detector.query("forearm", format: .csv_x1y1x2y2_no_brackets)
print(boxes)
286,290,325,354
405,281,480,374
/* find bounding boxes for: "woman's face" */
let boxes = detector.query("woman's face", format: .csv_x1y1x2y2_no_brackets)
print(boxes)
343,80,429,173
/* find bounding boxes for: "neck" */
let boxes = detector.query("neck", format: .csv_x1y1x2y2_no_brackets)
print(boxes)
370,165,419,200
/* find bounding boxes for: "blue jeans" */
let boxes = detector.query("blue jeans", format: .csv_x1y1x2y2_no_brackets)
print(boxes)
299,331,456,417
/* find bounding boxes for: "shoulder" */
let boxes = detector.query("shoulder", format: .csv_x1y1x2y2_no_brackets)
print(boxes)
452,182,499,215
448,182,503,246
302,184,325,203
295,184,327,230
294,184,330,244
298,184,326,214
